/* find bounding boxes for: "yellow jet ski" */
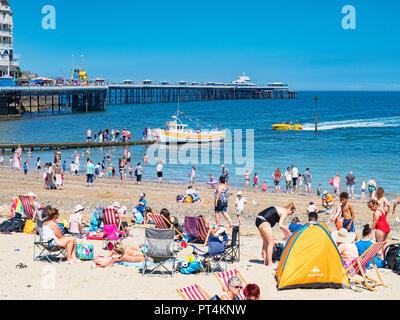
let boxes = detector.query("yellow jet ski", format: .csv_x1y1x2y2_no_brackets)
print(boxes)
272,120,303,131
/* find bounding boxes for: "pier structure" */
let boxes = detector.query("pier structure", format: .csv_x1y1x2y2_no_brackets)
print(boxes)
0,86,108,115
108,84,296,105
0,83,296,115
0,140,155,154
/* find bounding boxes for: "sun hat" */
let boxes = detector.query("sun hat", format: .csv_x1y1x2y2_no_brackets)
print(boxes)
74,204,84,213
237,191,242,196
323,190,328,194
27,192,37,198
331,228,356,243
112,201,121,208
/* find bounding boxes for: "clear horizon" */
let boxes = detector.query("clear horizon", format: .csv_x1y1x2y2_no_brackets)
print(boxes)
9,0,400,91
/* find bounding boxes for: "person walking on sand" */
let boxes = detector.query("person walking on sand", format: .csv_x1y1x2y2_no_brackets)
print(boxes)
255,202,296,267
190,166,196,185
86,159,95,187
156,159,164,183
367,177,377,200
214,176,233,227
272,168,283,193
135,162,144,185
235,191,247,226
345,171,356,199
330,192,355,232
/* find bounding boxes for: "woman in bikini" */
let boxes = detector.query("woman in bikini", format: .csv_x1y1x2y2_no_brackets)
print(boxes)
255,202,296,267
109,242,145,263
368,199,390,242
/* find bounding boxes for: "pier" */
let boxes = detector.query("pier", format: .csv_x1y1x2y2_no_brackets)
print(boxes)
0,83,296,116
0,140,156,153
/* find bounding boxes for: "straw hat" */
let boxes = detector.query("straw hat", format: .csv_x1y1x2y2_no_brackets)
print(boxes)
331,228,356,243
112,201,121,208
74,204,84,213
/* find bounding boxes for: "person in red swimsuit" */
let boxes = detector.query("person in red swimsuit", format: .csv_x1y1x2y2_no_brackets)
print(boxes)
368,199,390,242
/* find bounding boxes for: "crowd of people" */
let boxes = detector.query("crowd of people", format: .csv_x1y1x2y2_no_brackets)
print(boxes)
85,127,158,143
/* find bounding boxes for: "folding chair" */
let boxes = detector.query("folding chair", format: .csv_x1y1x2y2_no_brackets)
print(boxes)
18,195,39,221
190,234,229,273
142,228,177,276
346,241,387,291
33,222,67,263
102,208,126,250
215,269,248,300
177,284,211,300
225,226,240,263
150,213,184,239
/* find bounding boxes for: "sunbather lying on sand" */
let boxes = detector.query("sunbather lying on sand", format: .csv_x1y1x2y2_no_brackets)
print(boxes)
109,242,145,263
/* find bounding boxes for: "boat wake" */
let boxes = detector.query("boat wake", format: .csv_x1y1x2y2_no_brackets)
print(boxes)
301,116,400,131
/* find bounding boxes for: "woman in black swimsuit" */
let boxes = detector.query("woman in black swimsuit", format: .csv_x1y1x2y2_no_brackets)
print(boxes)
255,202,296,266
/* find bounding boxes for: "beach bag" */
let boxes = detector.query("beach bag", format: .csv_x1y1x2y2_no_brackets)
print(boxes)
134,211,144,224
384,243,400,272
180,260,202,274
186,195,194,203
272,243,284,262
76,243,94,260
335,217,344,230
329,178,334,186
87,230,104,240
23,219,36,234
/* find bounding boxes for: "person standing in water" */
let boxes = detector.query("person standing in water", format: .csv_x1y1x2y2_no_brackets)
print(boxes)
367,177,377,200
255,202,296,267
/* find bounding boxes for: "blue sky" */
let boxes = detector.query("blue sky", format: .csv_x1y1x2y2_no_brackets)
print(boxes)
10,0,400,90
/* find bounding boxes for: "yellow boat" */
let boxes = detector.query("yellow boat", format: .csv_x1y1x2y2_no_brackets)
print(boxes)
272,121,303,131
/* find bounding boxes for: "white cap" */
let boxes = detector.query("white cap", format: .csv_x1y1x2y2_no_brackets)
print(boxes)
139,192,145,198
74,204,85,213
27,192,37,198
237,191,242,196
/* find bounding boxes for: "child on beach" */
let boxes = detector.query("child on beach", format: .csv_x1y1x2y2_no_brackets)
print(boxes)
289,217,302,233
261,182,268,192
23,162,28,175
330,192,355,233
0,153,4,165
235,191,247,226
361,178,366,200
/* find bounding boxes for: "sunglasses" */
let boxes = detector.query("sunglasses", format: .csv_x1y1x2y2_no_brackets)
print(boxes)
232,285,243,289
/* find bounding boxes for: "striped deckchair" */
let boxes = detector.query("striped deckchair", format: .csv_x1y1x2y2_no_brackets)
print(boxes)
177,284,211,300
346,241,387,291
198,216,212,245
150,213,184,238
215,269,248,300
18,195,38,221
102,207,121,229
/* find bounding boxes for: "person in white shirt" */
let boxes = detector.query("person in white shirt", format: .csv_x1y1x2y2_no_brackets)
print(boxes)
284,167,293,194
291,165,299,190
156,160,163,183
235,191,247,226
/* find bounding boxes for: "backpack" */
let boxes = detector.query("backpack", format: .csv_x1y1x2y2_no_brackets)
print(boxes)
272,243,285,262
383,243,400,272
0,217,26,233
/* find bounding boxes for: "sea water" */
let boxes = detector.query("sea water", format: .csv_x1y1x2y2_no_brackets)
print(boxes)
0,91,399,196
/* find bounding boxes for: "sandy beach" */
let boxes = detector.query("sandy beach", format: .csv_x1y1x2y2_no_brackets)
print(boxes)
0,169,399,300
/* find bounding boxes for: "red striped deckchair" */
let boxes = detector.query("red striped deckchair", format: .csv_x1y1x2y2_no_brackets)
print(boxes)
103,207,120,228
176,284,211,300
150,213,184,238
18,195,38,221
198,216,212,244
215,269,248,300
346,241,387,291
